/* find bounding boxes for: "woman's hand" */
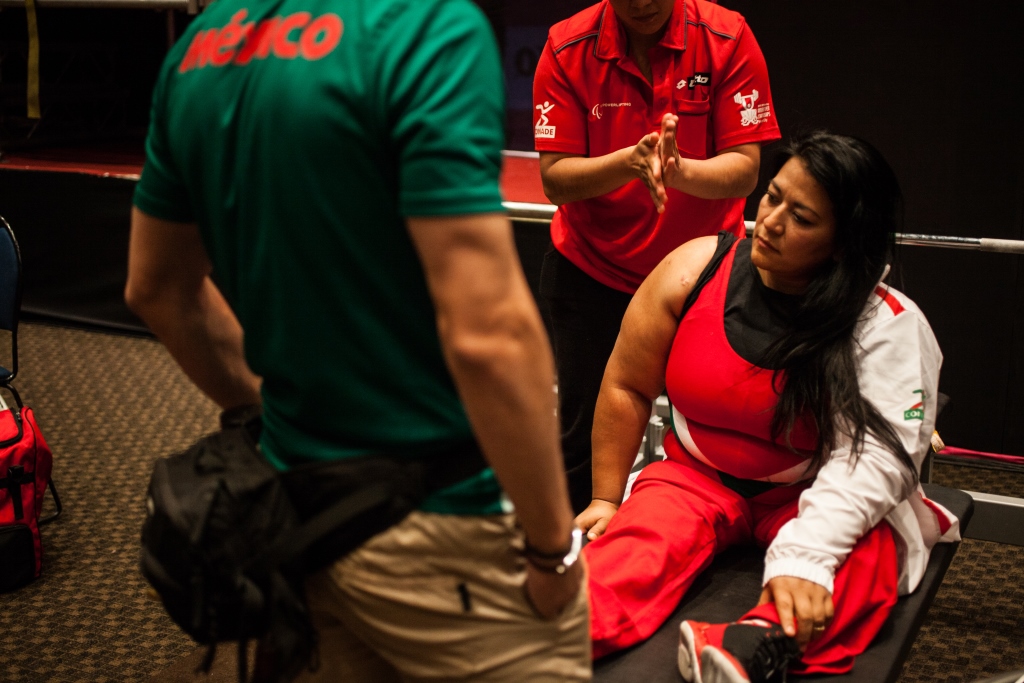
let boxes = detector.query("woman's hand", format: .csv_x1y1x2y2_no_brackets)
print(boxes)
758,576,834,650
658,113,685,191
628,132,667,213
574,499,620,540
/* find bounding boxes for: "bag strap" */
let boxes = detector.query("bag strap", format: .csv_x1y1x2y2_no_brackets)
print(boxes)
0,464,31,519
420,439,488,492
0,469,62,523
264,441,486,573
225,406,487,573
266,481,394,570
40,478,62,525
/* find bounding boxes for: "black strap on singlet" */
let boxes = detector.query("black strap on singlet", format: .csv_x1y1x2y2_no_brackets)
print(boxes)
679,231,738,320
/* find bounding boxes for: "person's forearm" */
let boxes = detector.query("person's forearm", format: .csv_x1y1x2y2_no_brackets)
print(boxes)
128,276,261,410
441,293,574,552
591,382,652,505
126,209,262,410
541,147,636,205
669,149,759,199
410,213,575,553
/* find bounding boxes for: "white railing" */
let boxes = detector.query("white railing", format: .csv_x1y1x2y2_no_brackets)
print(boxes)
504,206,1024,253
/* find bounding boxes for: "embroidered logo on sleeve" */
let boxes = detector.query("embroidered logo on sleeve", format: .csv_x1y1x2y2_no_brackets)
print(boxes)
535,101,556,138
733,90,771,127
904,389,926,421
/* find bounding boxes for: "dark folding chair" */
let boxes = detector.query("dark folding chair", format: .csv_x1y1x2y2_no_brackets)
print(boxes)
0,214,62,523
0,214,24,412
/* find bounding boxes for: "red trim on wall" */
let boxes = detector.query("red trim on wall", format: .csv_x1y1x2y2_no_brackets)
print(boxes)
0,156,142,179
2,148,553,206
500,155,551,206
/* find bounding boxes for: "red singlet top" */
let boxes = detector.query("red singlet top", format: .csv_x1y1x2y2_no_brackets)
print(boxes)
665,236,817,484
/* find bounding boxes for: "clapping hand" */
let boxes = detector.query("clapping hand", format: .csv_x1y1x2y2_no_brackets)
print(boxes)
628,132,668,213
658,113,684,191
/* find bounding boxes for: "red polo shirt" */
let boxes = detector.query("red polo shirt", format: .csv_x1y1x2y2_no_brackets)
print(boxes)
533,0,780,292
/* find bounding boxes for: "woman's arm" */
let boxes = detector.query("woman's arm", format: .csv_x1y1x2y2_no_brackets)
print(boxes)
540,133,759,213
762,297,942,642
575,235,720,538
539,135,670,212
658,114,761,200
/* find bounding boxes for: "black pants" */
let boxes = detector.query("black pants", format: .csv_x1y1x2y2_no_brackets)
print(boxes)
540,246,633,515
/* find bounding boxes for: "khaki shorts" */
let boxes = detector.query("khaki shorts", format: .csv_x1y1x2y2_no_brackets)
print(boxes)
294,511,591,682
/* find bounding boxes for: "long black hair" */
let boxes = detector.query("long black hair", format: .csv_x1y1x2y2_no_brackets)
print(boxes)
761,131,917,481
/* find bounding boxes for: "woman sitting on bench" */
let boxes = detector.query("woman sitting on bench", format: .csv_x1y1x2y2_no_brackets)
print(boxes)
576,131,961,682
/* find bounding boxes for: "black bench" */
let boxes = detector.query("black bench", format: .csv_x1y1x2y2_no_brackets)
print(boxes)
594,483,974,683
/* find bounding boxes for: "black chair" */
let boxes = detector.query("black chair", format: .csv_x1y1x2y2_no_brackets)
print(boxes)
0,214,61,524
593,483,974,683
0,214,24,411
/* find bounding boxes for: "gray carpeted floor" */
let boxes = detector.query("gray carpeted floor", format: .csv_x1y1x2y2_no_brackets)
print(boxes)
0,323,214,682
1,321,1022,682
901,463,1024,682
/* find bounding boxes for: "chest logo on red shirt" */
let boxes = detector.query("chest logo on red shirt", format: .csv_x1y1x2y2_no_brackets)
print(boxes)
677,72,710,90
590,102,632,120
734,90,771,127
535,101,556,139
178,9,344,74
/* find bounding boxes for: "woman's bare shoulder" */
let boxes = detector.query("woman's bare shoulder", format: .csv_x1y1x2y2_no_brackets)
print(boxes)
652,235,720,288
641,235,722,317
675,235,721,273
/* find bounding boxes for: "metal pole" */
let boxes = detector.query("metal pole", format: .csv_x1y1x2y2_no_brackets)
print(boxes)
503,209,1024,253
741,221,1024,254
897,234,1024,255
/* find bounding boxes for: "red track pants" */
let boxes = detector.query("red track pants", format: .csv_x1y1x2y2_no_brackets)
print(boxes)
585,451,898,675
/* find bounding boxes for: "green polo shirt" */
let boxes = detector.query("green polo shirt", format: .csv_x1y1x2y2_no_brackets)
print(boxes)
134,0,508,514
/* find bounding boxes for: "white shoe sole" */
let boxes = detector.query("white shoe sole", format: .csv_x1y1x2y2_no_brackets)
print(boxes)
701,646,750,683
678,621,703,683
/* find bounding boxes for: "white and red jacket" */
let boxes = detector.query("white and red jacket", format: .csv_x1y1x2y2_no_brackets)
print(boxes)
762,281,959,595
668,240,959,595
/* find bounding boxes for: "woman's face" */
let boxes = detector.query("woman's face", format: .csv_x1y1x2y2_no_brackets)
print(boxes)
608,0,674,38
751,157,838,295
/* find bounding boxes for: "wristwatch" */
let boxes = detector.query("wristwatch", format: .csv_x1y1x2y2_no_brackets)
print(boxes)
524,527,583,575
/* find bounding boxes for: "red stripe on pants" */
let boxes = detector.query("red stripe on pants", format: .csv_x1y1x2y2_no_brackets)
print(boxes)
584,456,899,675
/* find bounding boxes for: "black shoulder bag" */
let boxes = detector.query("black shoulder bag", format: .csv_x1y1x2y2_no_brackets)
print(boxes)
140,407,486,683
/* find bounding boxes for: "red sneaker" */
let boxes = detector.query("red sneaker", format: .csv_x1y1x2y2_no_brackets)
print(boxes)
678,619,799,683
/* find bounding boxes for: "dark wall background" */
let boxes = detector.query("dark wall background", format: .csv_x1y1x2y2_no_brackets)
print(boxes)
501,1,1024,454
721,1,1024,454
1,2,1021,453
0,8,184,148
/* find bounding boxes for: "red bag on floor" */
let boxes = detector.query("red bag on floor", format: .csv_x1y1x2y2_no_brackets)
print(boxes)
0,404,62,592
